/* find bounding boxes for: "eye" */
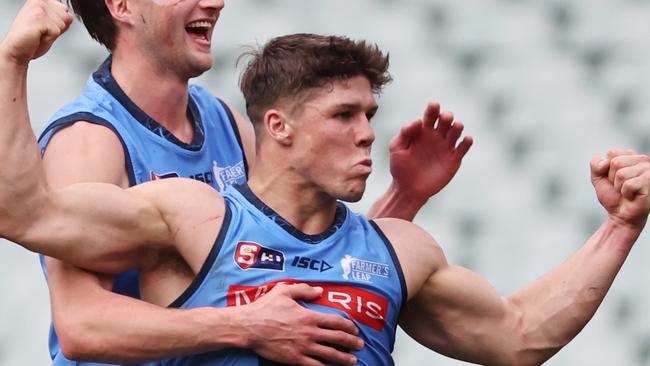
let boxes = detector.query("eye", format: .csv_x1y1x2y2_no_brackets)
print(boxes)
335,111,354,120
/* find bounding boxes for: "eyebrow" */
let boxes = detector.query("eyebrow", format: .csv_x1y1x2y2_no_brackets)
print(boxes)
332,103,379,114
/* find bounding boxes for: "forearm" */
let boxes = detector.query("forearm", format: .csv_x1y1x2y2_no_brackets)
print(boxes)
0,56,49,239
507,216,642,364
367,181,427,221
54,285,247,362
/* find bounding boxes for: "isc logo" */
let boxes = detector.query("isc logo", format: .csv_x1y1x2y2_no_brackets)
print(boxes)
291,256,333,272
234,242,285,271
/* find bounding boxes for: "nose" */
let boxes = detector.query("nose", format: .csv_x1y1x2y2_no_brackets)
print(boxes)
355,117,375,148
200,0,225,11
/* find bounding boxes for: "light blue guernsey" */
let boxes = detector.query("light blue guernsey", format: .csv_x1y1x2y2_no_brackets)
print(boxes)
143,184,407,366
37,57,248,366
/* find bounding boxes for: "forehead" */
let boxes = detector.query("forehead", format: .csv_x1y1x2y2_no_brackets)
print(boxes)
303,76,377,110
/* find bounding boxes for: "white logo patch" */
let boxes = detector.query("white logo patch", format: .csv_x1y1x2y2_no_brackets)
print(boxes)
340,254,390,283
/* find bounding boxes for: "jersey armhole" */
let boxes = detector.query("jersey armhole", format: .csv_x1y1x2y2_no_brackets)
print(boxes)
369,220,408,314
216,98,249,177
38,112,137,187
168,202,233,308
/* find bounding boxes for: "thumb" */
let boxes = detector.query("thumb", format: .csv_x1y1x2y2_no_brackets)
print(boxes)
590,156,610,186
389,120,422,151
284,283,324,301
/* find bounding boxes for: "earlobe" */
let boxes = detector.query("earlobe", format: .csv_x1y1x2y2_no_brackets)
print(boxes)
264,109,292,146
105,0,134,25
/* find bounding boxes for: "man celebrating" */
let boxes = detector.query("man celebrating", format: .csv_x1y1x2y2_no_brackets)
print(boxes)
3,1,649,366
30,0,471,365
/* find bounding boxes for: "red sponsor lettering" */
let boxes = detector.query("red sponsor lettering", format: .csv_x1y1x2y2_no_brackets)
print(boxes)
227,279,388,331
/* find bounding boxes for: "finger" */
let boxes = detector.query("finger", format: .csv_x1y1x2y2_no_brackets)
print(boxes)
40,23,65,49
446,121,464,146
621,174,650,200
44,11,69,35
390,120,422,150
49,0,70,10
610,155,648,184
607,149,637,182
607,148,637,160
317,312,359,335
45,1,72,28
293,355,327,366
306,342,358,366
436,111,453,138
590,156,610,186
281,283,324,301
422,102,440,128
315,328,364,350
613,163,648,193
455,135,473,159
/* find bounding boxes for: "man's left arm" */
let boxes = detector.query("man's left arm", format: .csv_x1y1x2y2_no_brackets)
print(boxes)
398,150,650,366
367,102,472,220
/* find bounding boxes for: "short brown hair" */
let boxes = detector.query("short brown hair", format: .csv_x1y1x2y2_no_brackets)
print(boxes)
68,0,118,50
239,33,392,125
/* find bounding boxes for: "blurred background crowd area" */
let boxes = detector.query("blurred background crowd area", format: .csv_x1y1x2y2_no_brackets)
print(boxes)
1,0,650,365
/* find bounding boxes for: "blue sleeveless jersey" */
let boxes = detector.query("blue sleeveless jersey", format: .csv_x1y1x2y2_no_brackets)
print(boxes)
37,57,248,366
143,184,407,366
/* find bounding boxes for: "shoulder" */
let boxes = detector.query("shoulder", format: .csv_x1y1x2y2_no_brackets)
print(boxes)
42,121,128,187
132,178,226,217
372,218,447,299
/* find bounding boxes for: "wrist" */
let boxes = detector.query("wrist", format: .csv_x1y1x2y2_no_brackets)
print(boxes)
368,181,428,221
388,180,429,209
597,215,646,253
0,43,29,71
604,214,646,238
195,306,251,349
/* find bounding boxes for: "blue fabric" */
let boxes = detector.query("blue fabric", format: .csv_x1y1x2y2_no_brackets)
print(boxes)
142,184,407,366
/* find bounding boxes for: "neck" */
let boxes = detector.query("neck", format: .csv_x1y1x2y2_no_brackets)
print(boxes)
247,155,338,236
110,50,194,142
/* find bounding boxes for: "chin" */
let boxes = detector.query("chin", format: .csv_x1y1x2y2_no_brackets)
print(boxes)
337,186,366,203
187,57,213,77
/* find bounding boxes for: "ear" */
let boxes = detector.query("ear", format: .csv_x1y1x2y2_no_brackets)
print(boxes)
263,109,293,146
105,0,135,26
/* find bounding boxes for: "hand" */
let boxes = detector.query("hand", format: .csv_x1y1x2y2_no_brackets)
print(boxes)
388,102,473,202
238,283,363,366
0,0,72,65
591,149,650,229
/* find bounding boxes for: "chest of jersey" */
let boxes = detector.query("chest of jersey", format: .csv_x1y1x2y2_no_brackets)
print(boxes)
168,185,406,366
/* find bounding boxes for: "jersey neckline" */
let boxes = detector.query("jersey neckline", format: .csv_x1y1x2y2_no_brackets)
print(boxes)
92,56,205,151
233,184,347,244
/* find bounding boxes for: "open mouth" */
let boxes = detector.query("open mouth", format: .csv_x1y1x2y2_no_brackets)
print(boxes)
185,20,213,43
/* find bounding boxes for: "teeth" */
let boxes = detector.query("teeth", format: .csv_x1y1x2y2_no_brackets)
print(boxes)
186,21,212,29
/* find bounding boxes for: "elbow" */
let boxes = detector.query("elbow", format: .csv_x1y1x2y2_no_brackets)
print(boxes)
56,318,104,362
57,327,93,361
497,300,567,366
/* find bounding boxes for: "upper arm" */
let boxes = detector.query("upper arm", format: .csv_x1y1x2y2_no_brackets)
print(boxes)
375,218,523,365
22,122,171,271
21,180,174,273
399,265,521,365
42,121,129,187
223,100,256,170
